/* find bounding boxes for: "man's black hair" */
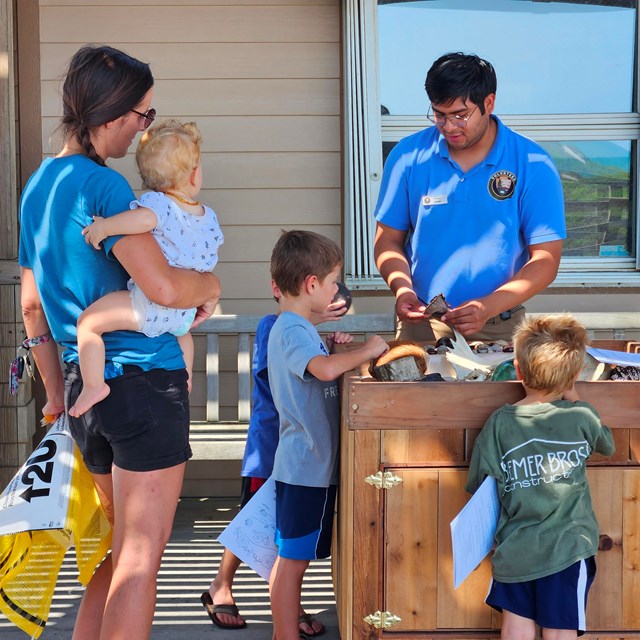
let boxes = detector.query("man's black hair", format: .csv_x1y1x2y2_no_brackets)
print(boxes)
425,52,497,115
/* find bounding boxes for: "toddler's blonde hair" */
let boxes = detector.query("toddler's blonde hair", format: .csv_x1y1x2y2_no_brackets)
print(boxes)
136,119,202,191
513,313,588,395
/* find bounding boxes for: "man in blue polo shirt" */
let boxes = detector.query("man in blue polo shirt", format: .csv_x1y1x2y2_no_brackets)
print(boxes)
374,52,566,341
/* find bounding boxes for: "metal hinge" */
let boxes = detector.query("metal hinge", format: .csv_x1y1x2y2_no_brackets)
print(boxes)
364,471,403,490
364,610,402,629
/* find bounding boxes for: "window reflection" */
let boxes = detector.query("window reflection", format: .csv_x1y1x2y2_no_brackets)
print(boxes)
380,138,634,258
378,0,636,115
540,140,634,258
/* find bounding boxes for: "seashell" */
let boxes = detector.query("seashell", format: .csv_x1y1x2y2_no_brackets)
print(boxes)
420,372,446,382
435,336,454,350
469,341,490,354
578,353,612,381
491,359,517,381
424,293,452,318
610,365,640,381
332,282,352,312
446,351,493,379
465,369,490,382
369,340,427,381
426,353,457,380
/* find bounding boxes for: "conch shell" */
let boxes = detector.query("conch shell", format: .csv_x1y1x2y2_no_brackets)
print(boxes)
369,340,427,381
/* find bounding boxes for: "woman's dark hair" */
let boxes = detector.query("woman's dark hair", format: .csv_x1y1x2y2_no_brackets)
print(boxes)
425,52,496,114
59,45,154,165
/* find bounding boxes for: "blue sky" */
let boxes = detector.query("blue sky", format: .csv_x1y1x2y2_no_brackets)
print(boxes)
378,0,635,115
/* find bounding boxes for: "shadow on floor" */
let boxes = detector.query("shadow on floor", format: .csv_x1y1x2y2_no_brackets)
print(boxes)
0,498,340,639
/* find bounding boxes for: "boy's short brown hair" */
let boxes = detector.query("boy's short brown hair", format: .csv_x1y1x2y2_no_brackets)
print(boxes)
136,119,202,191
513,313,589,395
271,230,343,296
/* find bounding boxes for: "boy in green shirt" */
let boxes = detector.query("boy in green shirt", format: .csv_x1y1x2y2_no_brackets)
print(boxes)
466,313,615,639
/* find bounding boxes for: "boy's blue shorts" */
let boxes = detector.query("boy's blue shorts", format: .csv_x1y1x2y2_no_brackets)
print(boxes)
274,481,337,560
486,557,596,636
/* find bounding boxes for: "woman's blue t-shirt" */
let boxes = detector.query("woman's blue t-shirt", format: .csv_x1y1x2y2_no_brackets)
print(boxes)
18,155,183,370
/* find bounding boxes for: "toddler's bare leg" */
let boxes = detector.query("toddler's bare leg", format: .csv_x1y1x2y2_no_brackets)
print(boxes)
69,291,139,417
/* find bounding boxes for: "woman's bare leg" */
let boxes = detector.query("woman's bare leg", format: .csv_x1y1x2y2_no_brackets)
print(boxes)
72,472,114,640
97,463,185,640
70,291,139,417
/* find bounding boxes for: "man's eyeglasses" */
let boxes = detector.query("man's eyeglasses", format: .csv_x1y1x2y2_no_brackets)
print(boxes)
130,107,156,129
427,105,478,128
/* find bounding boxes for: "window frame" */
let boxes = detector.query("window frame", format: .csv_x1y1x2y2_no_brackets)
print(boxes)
343,0,640,290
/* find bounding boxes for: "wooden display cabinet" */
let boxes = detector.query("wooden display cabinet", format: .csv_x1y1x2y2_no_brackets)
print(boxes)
334,341,640,640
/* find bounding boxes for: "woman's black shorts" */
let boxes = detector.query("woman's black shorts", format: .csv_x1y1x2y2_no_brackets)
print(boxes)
64,363,191,474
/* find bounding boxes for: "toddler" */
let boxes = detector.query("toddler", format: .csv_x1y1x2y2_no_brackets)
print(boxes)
69,120,223,417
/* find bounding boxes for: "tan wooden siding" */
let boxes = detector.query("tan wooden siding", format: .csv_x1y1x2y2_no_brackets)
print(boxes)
38,1,342,318
39,5,338,43
41,0,336,5
40,42,339,79
36,1,342,425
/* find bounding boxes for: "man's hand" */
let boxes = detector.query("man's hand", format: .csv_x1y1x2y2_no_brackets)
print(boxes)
191,297,219,328
396,291,427,323
82,216,109,250
441,300,492,336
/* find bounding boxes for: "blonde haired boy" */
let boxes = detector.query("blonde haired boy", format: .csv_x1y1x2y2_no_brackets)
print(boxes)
70,120,223,417
466,313,615,640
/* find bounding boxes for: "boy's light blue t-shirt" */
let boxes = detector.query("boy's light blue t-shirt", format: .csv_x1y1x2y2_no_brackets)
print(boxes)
268,312,340,488
18,155,184,370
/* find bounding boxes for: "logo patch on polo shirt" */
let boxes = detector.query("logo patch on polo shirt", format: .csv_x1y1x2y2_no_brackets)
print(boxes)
488,171,517,200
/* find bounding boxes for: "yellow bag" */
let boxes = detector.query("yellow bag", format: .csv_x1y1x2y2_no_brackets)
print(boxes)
0,415,111,638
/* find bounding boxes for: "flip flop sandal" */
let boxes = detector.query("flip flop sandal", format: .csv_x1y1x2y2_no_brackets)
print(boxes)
299,613,326,639
200,591,247,630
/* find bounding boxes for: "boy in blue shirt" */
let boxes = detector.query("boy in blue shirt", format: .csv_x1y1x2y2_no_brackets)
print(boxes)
466,314,615,639
268,230,388,640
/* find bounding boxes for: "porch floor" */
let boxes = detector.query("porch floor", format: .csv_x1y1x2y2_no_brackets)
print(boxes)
0,497,340,639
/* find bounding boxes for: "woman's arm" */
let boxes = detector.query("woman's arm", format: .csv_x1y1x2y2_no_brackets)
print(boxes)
112,233,221,310
20,268,65,416
83,207,158,250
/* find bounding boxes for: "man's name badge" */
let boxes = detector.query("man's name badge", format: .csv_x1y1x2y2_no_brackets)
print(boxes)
422,195,447,206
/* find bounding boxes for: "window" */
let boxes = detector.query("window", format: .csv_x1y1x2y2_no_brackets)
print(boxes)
344,0,640,289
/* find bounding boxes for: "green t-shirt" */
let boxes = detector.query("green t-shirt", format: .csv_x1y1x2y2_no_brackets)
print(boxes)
466,400,615,582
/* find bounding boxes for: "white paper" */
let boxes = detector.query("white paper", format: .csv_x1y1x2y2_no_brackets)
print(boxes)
217,477,278,581
587,346,640,368
0,415,75,535
450,476,500,589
